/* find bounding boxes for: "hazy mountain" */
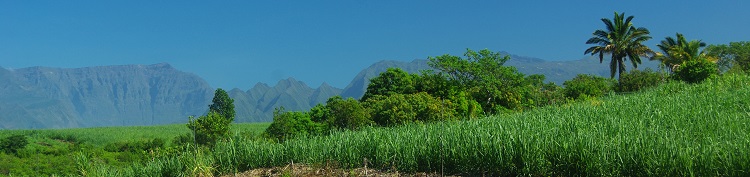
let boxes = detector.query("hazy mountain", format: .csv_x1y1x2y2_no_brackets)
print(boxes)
0,53,659,129
0,63,214,129
229,78,342,122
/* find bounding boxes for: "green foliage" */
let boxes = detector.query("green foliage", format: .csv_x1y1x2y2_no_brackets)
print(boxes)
187,111,231,147
706,41,750,73
361,68,415,101
585,11,654,81
446,91,484,118
185,88,237,147
103,138,165,153
0,134,28,155
365,92,457,126
209,88,236,122
264,107,325,141
428,48,527,112
616,68,666,92
563,74,614,99
325,96,371,130
673,57,718,83
652,33,708,72
413,70,459,99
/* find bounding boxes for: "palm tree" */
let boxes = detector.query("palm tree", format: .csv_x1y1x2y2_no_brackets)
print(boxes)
585,12,655,82
651,33,710,72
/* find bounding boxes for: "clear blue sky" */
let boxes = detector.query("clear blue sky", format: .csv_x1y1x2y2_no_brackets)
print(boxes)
1,1,748,89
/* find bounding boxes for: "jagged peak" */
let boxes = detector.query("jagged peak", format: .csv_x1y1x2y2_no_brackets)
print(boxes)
318,82,332,88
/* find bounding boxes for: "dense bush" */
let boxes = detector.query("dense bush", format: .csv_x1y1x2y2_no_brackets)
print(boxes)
366,92,457,126
0,135,28,155
563,74,614,99
673,58,718,83
324,96,372,130
264,108,325,141
187,111,231,147
616,68,666,92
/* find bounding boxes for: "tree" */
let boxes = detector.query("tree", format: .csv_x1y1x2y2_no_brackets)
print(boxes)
209,88,235,122
361,68,415,101
706,41,750,73
428,49,526,113
652,33,706,72
187,88,236,147
264,107,324,141
651,33,715,72
187,111,231,146
325,96,371,130
585,12,655,82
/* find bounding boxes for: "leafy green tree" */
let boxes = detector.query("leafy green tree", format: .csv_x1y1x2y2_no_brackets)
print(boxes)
706,41,750,73
563,74,615,99
428,49,526,112
0,135,28,155
187,111,231,147
186,88,236,146
413,70,460,100
264,107,324,141
585,12,655,82
325,96,371,130
361,68,415,101
209,88,235,122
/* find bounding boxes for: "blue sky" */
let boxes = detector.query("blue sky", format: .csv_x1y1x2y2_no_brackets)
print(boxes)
1,1,748,89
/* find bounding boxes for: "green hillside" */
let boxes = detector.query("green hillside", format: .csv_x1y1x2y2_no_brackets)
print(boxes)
66,74,750,176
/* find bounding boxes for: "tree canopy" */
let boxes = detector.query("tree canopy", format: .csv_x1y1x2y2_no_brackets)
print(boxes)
209,88,235,122
585,12,655,82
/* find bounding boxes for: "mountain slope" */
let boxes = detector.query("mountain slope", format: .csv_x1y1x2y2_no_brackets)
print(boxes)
0,63,214,129
230,78,342,123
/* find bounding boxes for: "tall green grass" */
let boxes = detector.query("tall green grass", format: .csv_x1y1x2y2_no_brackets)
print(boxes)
87,74,750,176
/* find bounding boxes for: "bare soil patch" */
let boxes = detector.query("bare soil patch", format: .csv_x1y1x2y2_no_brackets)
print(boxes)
222,163,461,177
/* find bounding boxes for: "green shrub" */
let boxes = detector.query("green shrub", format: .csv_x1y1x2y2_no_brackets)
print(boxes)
673,58,718,83
264,108,325,141
187,111,231,147
616,68,666,92
366,92,457,126
0,134,28,155
325,96,372,130
563,74,614,99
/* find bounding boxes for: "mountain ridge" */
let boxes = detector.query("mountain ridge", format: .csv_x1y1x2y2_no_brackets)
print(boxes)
0,53,660,129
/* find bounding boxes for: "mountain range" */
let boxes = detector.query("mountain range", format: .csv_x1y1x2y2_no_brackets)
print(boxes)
0,54,659,129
